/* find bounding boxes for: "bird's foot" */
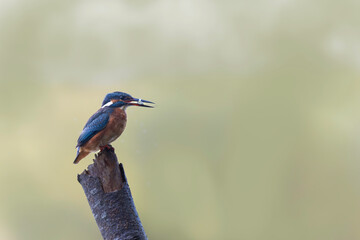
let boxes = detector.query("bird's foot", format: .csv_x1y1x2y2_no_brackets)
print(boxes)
100,144,114,152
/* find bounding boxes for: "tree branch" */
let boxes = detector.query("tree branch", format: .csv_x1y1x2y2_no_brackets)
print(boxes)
77,149,147,240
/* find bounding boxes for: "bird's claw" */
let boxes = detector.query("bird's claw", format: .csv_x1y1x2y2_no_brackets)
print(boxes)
100,145,114,152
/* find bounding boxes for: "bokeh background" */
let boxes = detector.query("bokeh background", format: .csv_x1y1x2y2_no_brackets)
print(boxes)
1,0,360,239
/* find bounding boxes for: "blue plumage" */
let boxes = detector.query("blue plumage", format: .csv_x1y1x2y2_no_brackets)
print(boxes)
74,91,154,164
76,108,112,147
102,92,132,106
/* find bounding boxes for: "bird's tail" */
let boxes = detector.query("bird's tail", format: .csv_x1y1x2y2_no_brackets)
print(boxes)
73,147,89,164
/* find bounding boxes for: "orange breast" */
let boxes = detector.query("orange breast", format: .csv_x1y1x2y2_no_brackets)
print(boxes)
82,108,127,152
100,108,127,146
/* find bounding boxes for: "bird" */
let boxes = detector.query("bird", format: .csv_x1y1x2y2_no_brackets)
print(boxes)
74,91,154,164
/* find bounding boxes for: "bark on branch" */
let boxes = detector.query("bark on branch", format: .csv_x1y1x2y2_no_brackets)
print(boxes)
77,149,147,240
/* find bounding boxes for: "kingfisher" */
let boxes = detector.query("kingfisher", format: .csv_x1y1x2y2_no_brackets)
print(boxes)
74,91,154,164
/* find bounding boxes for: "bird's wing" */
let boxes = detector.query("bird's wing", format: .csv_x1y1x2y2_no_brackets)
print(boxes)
76,110,110,147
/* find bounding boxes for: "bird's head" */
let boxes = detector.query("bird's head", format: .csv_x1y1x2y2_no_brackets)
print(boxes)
101,91,154,109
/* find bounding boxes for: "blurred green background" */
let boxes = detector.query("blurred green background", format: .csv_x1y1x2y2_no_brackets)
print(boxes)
1,0,360,239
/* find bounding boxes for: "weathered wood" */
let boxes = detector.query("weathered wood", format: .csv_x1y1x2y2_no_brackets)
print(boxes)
77,149,147,240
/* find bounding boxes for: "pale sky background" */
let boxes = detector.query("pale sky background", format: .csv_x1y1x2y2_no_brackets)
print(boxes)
1,0,360,239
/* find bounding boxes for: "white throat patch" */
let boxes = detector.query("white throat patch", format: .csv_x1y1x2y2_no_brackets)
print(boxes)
121,105,129,111
101,101,113,108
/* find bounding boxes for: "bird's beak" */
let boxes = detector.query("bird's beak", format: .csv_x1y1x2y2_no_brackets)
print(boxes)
129,98,155,108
